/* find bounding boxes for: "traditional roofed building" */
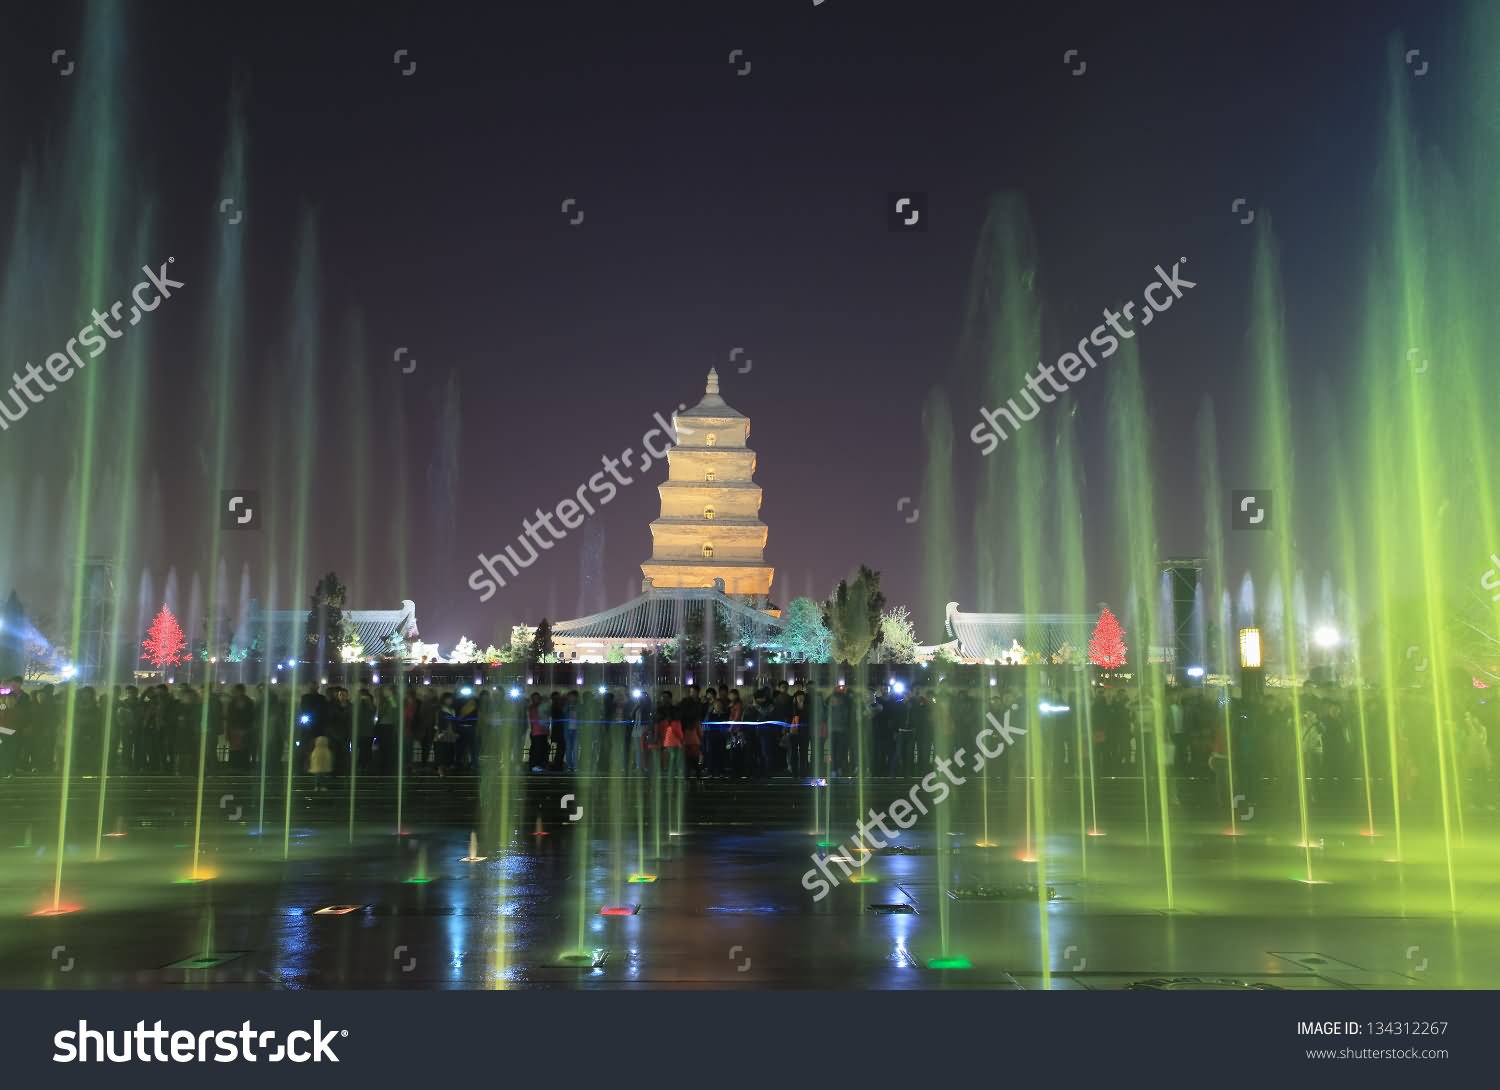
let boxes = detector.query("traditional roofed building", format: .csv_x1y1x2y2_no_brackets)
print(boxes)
918,602,1095,663
550,579,783,662
640,368,774,600
246,599,423,662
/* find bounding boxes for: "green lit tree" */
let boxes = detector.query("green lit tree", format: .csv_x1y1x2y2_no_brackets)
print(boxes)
878,605,918,663
305,572,348,664
780,596,832,662
822,565,886,665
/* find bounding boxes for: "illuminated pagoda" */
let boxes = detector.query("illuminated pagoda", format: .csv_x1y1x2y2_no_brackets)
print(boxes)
552,369,780,662
639,368,775,599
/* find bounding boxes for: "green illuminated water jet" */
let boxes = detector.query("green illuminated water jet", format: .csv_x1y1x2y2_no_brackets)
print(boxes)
1110,342,1174,908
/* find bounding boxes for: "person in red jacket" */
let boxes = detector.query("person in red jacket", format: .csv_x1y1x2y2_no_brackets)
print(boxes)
658,691,682,776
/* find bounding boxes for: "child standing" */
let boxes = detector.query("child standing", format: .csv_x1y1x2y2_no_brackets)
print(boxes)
308,735,334,792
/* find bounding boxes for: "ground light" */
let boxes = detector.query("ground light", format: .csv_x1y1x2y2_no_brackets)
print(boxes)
627,873,657,884
460,832,487,862
927,956,973,970
31,903,83,917
598,905,639,916
312,905,366,915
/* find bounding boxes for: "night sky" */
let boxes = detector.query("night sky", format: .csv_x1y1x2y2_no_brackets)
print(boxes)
0,0,1458,650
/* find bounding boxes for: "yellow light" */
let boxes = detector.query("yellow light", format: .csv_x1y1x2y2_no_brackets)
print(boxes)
1238,627,1262,669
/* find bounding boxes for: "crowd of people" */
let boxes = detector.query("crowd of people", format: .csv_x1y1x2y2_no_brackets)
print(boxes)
1,672,1494,820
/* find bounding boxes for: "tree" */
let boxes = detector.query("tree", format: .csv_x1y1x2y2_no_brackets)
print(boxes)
339,630,366,663
878,606,918,663
1088,606,1128,668
24,634,60,682
142,606,189,671
529,619,555,661
780,597,832,662
823,566,886,665
480,644,504,665
606,645,626,664
728,596,774,653
305,572,348,664
450,636,478,664
503,625,534,663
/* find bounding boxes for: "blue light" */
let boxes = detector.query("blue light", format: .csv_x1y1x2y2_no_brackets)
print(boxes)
508,686,522,699
890,680,906,695
1186,666,1205,679
631,689,643,699
459,686,474,697
299,714,311,725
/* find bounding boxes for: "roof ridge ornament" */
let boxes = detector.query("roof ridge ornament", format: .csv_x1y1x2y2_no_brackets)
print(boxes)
706,367,719,396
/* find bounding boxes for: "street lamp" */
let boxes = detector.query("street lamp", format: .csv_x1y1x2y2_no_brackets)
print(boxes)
1238,627,1264,701
1238,627,1262,669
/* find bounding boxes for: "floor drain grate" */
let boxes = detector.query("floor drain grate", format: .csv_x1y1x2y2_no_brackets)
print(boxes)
164,951,249,970
1125,977,1282,991
947,884,1057,901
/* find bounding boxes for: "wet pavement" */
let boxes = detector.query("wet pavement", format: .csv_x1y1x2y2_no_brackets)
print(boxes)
2,772,1497,989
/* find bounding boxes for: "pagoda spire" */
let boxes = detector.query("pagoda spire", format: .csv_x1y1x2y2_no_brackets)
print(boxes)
706,367,719,396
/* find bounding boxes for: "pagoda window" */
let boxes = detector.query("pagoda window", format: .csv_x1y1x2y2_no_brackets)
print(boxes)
706,433,717,447
702,543,714,558
705,469,716,482
704,506,715,520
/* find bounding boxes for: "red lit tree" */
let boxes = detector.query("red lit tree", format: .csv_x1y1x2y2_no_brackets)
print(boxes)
141,606,189,671
1088,606,1127,668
